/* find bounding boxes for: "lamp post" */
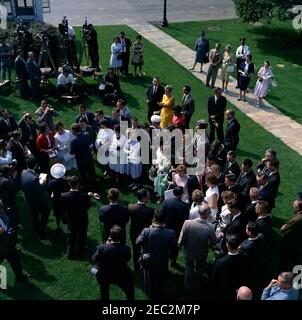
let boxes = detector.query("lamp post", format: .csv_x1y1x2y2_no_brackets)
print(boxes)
161,0,168,27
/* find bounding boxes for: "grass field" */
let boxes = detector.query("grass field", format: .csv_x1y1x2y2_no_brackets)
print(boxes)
156,19,302,124
0,23,301,300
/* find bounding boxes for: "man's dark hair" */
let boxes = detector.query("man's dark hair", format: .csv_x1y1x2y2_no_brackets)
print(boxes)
117,99,126,107
226,233,240,250
109,225,122,242
173,186,184,197
136,188,149,201
246,221,259,237
68,176,79,189
100,119,110,127
108,188,119,202
269,158,280,168
243,158,253,168
257,200,269,213
225,172,237,182
55,122,64,131
227,150,236,158
154,209,167,224
96,109,104,115
183,85,191,93
227,199,240,210
71,123,81,133
79,104,87,110
79,117,88,124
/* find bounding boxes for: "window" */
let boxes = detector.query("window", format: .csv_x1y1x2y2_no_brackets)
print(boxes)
17,0,33,7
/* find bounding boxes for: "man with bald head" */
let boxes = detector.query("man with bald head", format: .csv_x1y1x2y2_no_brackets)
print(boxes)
178,204,216,291
237,286,252,300
280,199,302,269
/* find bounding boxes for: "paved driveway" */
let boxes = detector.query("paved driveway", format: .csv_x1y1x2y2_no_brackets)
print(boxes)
44,0,236,26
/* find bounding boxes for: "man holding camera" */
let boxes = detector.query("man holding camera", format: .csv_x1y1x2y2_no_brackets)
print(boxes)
35,100,59,132
86,24,100,70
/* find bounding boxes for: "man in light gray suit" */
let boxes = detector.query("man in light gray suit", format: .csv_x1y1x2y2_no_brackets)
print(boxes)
178,204,216,291
181,85,195,129
35,100,59,132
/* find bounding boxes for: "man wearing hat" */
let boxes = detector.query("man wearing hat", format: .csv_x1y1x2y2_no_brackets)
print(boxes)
48,163,69,233
146,77,165,122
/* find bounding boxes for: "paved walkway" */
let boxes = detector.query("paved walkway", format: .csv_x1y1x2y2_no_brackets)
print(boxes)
128,22,302,156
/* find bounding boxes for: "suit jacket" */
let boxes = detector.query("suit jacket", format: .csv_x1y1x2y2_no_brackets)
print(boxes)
268,171,280,205
187,175,205,203
136,225,177,272
256,215,273,239
239,233,265,259
75,112,95,127
211,252,248,300
14,56,29,80
160,197,190,236
99,204,129,244
35,107,59,133
82,125,95,146
61,190,90,230
70,132,93,169
20,169,50,210
181,93,195,121
237,170,256,208
224,118,241,149
26,59,41,80
0,173,18,213
258,184,274,211
128,203,154,243
225,213,247,242
18,119,39,146
208,95,227,124
9,139,27,171
243,201,258,222
223,161,241,178
92,243,131,279
120,37,132,55
0,116,18,140
146,85,165,112
212,145,227,169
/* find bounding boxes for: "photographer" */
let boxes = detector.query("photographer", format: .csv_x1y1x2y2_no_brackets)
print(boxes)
0,165,20,228
86,24,100,70
92,225,134,300
35,100,59,132
57,67,79,97
0,199,29,282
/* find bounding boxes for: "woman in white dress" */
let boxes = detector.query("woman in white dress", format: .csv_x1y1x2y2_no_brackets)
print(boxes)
110,36,122,74
54,122,77,171
254,60,274,107
204,172,219,222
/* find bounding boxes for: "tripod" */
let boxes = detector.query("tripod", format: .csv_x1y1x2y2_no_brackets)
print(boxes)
38,40,57,72
78,35,91,67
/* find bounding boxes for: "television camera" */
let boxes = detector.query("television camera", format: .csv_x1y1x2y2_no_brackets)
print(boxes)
58,16,69,38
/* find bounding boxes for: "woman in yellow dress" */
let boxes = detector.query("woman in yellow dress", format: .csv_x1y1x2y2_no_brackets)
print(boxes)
159,85,175,128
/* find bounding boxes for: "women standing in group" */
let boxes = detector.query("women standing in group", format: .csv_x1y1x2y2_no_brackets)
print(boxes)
237,54,255,102
189,31,210,73
131,35,144,77
159,85,175,129
110,36,122,74
54,122,77,171
254,60,275,107
221,45,234,93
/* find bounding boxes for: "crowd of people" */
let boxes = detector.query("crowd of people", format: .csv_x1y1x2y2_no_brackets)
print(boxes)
0,27,301,302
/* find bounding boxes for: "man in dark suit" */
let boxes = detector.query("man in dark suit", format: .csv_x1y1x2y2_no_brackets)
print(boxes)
160,186,190,265
75,104,95,127
78,117,95,147
224,109,241,151
257,173,274,212
20,158,50,238
255,200,273,239
128,188,154,270
0,200,29,282
237,159,256,209
119,31,132,75
26,51,41,102
210,140,227,169
99,188,129,244
70,123,98,196
267,159,281,211
181,85,195,128
9,131,28,177
86,24,100,70
146,77,165,121
18,112,40,158
0,109,18,140
136,209,177,300
61,176,91,259
243,187,259,222
223,150,241,178
211,233,248,300
187,171,205,203
93,225,134,300
14,50,30,99
208,87,227,143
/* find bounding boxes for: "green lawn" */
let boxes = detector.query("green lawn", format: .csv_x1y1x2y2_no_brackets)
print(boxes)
155,19,302,123
0,24,301,300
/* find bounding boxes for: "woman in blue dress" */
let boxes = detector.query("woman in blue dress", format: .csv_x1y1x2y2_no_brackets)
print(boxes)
189,31,210,73
110,36,122,74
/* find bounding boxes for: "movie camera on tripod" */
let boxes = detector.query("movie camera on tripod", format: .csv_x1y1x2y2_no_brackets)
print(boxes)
58,16,69,39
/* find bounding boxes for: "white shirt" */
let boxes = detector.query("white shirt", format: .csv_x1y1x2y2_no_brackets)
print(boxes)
57,73,75,86
236,44,251,59
95,128,114,150
0,150,13,165
123,140,141,164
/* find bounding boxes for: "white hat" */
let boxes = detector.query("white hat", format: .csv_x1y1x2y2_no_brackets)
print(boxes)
151,115,161,123
50,163,66,179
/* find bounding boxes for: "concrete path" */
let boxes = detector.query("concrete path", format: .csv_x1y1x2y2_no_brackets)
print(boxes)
44,0,236,26
128,22,302,156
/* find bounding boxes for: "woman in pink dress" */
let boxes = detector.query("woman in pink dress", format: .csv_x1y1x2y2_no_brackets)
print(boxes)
254,61,274,107
172,165,189,202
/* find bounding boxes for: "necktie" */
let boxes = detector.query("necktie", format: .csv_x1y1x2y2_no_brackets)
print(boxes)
198,176,202,190
241,46,244,54
153,86,157,95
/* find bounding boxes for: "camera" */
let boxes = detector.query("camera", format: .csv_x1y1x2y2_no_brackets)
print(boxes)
82,17,89,36
59,16,68,37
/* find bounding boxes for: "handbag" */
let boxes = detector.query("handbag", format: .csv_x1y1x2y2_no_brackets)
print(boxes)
226,64,234,73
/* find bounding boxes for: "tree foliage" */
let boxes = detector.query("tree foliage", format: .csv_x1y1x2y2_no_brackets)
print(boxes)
233,0,302,22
